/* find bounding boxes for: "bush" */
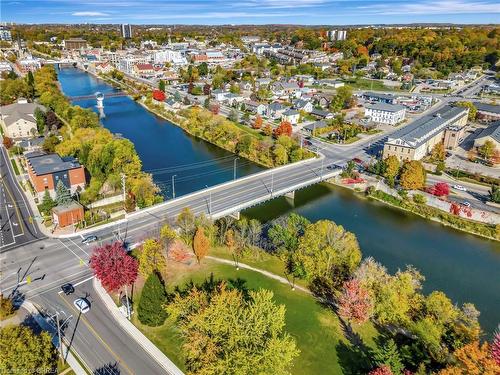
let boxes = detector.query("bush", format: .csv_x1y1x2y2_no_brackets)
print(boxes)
413,194,426,204
137,273,168,326
0,295,15,320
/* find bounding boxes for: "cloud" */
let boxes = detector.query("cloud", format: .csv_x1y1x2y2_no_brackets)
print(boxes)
71,11,109,16
357,0,500,15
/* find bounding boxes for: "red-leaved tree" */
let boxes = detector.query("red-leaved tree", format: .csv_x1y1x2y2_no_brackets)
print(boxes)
3,136,13,149
491,329,500,366
431,182,449,197
274,121,292,138
90,242,138,292
253,115,263,129
369,365,394,375
152,90,166,101
338,279,373,324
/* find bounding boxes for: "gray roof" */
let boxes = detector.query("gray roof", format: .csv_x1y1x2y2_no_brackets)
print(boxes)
283,109,299,116
476,121,500,143
293,99,310,109
474,102,500,115
18,137,45,148
310,108,333,118
387,105,468,148
268,102,286,111
366,103,406,112
52,201,83,214
27,153,82,175
363,91,395,101
1,102,46,126
304,120,328,132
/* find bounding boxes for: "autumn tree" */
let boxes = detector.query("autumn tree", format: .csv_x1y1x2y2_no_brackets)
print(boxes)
2,136,13,149
160,223,177,248
491,329,500,366
338,279,373,324
0,325,57,374
478,140,496,160
263,124,273,136
369,365,394,375
137,272,168,327
0,295,14,320
90,242,138,292
384,156,400,187
165,282,299,375
139,239,166,276
193,227,209,264
400,160,426,190
431,182,450,197
225,228,242,269
455,101,477,121
176,207,196,244
253,115,263,129
430,142,445,162
274,121,292,137
438,341,499,375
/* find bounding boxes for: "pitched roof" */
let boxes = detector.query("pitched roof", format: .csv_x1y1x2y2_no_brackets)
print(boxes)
283,109,299,116
1,102,46,117
474,102,500,115
476,121,500,143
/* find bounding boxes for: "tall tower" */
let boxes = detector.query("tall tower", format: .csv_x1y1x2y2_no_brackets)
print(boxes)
121,24,132,39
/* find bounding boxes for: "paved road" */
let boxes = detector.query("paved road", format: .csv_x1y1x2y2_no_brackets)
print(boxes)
0,145,43,252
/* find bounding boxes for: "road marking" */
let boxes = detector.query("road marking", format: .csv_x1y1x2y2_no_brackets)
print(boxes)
66,237,90,257
57,293,134,375
1,178,24,237
58,275,94,294
58,239,87,263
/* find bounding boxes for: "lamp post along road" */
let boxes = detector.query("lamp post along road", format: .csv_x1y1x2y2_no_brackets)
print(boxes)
171,174,176,199
233,158,239,180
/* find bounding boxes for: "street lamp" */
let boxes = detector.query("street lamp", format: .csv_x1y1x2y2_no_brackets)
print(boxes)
270,172,274,197
233,158,239,180
205,185,212,215
171,174,177,199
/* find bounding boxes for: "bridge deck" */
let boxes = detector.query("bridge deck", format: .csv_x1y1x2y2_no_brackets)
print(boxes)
69,92,129,101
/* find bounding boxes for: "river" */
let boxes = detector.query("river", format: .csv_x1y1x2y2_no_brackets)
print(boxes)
57,67,499,335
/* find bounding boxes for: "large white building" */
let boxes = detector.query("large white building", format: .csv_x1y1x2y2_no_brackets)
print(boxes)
152,50,187,66
118,56,147,74
0,26,12,41
327,30,347,41
365,103,406,125
121,24,132,39
0,99,46,140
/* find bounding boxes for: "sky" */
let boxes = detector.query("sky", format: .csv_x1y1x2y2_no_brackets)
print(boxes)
1,0,500,25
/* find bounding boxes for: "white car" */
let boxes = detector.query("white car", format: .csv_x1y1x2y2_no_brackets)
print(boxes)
462,201,471,208
452,184,467,192
73,298,90,314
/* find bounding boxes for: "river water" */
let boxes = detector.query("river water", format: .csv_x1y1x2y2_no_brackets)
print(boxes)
58,67,499,335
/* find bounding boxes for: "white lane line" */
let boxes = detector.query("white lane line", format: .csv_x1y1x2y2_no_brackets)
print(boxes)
66,237,90,257
58,239,87,263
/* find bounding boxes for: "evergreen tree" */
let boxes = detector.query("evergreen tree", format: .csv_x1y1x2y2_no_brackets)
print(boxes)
55,180,72,206
158,79,166,92
137,273,168,326
39,190,56,214
372,339,404,375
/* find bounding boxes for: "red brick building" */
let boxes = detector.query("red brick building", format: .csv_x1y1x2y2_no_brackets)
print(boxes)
26,152,86,200
52,202,84,228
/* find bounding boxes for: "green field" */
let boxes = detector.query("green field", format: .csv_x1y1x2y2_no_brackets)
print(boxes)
344,78,405,92
133,257,380,375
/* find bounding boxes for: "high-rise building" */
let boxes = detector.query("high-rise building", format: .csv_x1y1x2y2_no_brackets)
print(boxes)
121,24,132,39
0,26,12,41
327,29,347,42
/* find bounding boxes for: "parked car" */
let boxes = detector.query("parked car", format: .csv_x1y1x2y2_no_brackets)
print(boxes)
462,201,471,208
452,184,467,192
73,298,90,314
81,235,98,245
61,283,75,295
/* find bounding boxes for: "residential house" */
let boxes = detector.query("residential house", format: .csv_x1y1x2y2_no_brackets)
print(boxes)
365,103,406,125
133,63,155,78
310,108,334,120
270,81,301,99
25,152,86,200
293,99,313,113
95,62,113,74
164,97,182,110
473,121,500,149
18,137,45,152
0,99,46,140
245,101,267,116
223,93,245,106
281,109,300,125
212,89,229,102
383,105,468,161
318,79,344,88
239,81,253,92
303,120,328,133
267,102,288,119
255,78,272,87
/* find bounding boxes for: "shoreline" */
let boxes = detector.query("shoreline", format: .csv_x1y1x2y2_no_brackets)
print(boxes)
325,178,499,242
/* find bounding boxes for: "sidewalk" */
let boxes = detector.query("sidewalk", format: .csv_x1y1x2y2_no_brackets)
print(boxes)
92,278,184,375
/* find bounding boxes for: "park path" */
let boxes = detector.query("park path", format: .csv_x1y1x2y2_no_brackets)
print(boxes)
206,256,311,295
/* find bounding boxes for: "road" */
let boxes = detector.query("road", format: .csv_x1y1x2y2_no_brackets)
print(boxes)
0,145,43,251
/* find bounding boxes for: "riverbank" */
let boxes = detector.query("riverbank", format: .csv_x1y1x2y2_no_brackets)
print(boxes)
326,176,499,241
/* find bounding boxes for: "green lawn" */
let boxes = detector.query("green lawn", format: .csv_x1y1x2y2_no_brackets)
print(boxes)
133,258,380,375
343,78,405,92
10,159,20,175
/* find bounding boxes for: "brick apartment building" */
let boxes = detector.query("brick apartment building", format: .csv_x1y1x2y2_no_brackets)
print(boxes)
25,152,86,200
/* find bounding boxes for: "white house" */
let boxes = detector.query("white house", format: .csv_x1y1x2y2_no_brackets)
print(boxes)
293,99,313,113
281,109,300,125
245,101,267,116
267,102,287,119
365,103,406,125
0,99,46,140
212,89,229,101
95,62,113,74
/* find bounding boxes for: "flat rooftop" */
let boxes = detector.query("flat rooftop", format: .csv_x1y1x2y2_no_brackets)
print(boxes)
27,153,81,175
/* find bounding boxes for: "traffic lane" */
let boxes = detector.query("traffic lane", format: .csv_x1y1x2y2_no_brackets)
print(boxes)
0,183,16,247
57,280,168,375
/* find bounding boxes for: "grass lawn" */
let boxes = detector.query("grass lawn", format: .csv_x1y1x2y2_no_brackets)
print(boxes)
344,78,403,92
133,257,380,375
10,158,20,175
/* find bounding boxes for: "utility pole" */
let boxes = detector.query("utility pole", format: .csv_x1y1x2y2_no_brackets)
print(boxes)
121,173,126,201
270,172,274,197
172,174,176,199
125,284,131,320
205,185,212,215
320,158,324,181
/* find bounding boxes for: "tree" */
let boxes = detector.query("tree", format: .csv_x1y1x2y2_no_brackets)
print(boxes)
492,329,500,366
372,339,404,375
369,366,394,375
42,135,60,152
438,341,499,375
263,124,273,136
274,121,292,137
193,227,209,264
400,160,426,190
253,115,263,129
160,223,177,248
34,107,46,134
203,83,211,96
152,90,166,101
137,272,168,327
139,239,166,276
176,208,196,243
0,295,14,320
39,190,56,214
229,108,239,123
455,101,477,121
330,86,353,112
338,279,373,324
209,103,220,115
225,228,242,269
90,242,138,292
431,142,445,162
198,62,209,76
431,182,450,197
478,140,496,160
55,180,72,206
165,282,299,375
384,156,400,187
2,136,13,149
0,325,56,374
488,185,500,203
158,79,166,92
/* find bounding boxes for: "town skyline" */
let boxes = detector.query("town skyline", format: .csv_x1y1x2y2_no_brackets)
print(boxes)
2,0,500,25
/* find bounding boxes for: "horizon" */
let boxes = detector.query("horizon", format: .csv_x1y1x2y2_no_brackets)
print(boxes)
2,0,500,25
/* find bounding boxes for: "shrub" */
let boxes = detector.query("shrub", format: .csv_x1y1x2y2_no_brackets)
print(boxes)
413,194,426,204
0,295,15,320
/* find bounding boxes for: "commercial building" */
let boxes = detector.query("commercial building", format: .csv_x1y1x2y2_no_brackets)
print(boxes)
474,102,500,122
383,105,468,161
52,202,84,228
0,26,12,41
473,121,500,149
362,92,397,104
26,152,86,200
365,103,406,125
0,99,46,139
152,50,187,66
121,24,133,39
327,30,347,41
16,56,42,74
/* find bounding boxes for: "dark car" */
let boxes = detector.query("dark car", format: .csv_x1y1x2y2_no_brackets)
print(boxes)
61,283,75,295
81,235,98,245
